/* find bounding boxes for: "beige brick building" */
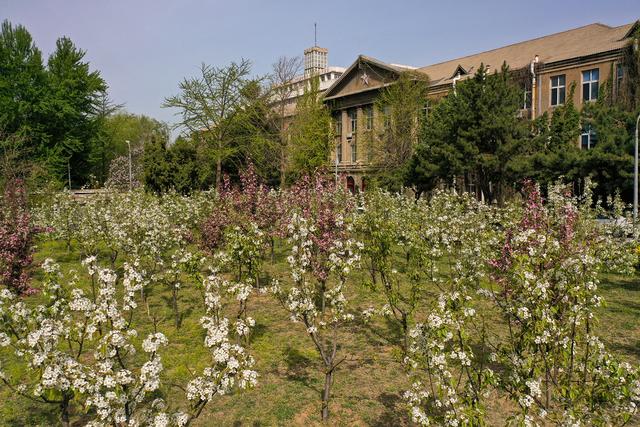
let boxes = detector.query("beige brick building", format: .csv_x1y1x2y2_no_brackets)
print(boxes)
322,20,639,192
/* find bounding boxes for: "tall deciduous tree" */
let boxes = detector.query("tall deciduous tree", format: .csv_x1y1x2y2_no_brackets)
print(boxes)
619,24,640,111
287,76,333,180
268,56,302,186
373,71,430,190
88,93,123,184
163,60,254,190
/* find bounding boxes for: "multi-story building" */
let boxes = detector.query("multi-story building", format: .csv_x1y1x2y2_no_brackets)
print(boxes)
322,20,639,192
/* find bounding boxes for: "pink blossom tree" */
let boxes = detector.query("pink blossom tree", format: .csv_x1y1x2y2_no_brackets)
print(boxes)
0,179,40,295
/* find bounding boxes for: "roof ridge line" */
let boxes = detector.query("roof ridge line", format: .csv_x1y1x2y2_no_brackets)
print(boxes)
418,21,625,70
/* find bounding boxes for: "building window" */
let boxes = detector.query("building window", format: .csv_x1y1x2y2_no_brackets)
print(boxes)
348,109,357,134
582,68,599,102
336,143,342,163
351,140,357,163
616,64,624,93
364,106,373,130
346,176,355,194
551,75,566,106
382,105,391,129
334,113,342,136
523,82,532,109
581,126,597,150
421,101,430,120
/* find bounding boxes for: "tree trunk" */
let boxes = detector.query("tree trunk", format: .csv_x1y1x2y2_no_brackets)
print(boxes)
270,237,275,264
172,285,180,330
321,369,333,421
320,280,326,313
60,397,70,427
401,313,408,356
216,157,222,192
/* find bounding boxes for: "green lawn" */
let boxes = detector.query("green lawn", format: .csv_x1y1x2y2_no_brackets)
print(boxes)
1,240,639,426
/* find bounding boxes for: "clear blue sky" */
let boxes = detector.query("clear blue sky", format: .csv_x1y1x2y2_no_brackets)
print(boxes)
2,0,638,138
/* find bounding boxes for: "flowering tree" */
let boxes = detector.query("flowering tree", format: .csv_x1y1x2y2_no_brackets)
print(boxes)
200,164,281,258
271,209,362,421
485,181,640,425
33,189,77,252
0,257,257,426
282,174,356,310
402,190,502,425
105,145,144,190
0,179,40,295
182,268,258,422
357,190,423,354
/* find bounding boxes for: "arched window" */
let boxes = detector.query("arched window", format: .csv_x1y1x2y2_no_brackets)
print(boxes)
346,176,355,194
361,177,366,192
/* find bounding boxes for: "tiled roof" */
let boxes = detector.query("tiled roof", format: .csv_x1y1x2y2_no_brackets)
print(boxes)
418,21,636,86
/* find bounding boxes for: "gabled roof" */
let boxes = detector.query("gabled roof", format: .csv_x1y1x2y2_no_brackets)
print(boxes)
322,55,409,100
419,21,637,87
450,64,469,79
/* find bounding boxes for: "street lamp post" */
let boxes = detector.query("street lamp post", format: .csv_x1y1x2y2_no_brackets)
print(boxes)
126,140,132,191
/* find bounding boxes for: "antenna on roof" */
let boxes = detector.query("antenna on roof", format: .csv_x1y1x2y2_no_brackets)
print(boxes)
314,22,317,46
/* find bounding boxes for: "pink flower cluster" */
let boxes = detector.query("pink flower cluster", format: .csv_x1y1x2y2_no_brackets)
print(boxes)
0,180,41,295
200,164,282,252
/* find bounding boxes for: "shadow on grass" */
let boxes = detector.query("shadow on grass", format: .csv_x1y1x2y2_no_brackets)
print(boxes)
371,392,409,427
283,345,318,392
249,322,268,343
159,295,194,330
1,399,60,426
605,340,640,359
599,275,640,293
232,421,263,427
352,313,402,350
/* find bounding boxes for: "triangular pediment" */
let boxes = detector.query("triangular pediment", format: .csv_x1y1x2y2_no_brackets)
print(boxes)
323,55,401,100
450,64,468,79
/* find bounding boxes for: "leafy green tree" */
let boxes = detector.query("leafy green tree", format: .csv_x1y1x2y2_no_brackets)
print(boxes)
373,71,429,190
0,20,47,176
142,135,173,194
163,60,256,190
0,21,107,187
409,63,525,202
42,36,107,185
169,137,202,194
580,101,635,202
619,24,640,111
506,84,582,193
87,94,123,184
0,20,46,134
287,76,332,180
227,79,281,186
99,111,169,186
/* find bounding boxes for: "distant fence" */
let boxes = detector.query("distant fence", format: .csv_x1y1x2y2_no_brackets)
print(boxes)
69,188,110,199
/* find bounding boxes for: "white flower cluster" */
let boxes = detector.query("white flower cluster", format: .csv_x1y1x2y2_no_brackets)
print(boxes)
185,272,257,410
0,255,260,426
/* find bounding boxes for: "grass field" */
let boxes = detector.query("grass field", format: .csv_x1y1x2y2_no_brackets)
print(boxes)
1,238,639,427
